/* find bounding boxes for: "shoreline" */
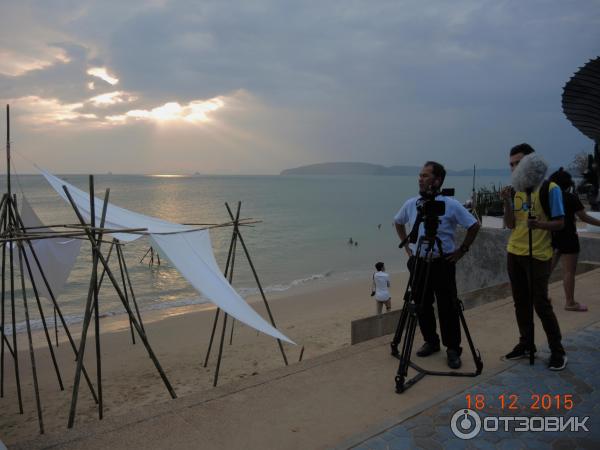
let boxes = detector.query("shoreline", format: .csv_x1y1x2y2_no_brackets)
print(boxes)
16,267,408,349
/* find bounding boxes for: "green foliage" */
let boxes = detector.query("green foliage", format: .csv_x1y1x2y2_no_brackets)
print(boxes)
474,183,505,218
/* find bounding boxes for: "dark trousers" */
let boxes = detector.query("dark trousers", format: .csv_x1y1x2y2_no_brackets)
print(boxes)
408,256,461,350
507,253,565,355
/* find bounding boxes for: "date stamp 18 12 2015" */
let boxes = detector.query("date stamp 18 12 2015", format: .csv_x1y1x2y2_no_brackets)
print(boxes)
465,393,575,411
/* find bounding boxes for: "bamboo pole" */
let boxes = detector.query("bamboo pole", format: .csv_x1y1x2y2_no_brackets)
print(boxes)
10,199,98,404
17,245,44,433
8,196,23,414
92,178,108,419
63,185,176,423
96,239,115,292
203,206,240,368
117,242,145,333
0,196,6,397
225,202,288,366
116,239,135,344
7,199,64,391
212,202,241,387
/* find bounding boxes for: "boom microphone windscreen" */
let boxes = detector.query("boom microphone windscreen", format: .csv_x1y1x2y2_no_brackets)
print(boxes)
511,153,548,192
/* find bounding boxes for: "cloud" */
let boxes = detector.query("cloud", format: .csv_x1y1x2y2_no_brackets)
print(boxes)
7,91,230,129
106,96,226,124
87,67,119,85
9,95,96,126
1,0,599,173
88,90,136,106
0,47,71,77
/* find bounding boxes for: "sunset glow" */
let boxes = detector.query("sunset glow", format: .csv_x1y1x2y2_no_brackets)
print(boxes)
13,96,97,125
89,91,137,106
107,97,225,124
149,174,187,178
87,67,119,85
0,48,71,76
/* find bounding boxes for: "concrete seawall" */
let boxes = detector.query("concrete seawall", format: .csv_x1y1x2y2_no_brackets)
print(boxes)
352,227,600,345
457,227,600,292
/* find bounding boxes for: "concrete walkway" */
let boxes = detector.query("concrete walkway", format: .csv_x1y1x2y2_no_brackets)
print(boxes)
349,322,600,449
15,269,600,450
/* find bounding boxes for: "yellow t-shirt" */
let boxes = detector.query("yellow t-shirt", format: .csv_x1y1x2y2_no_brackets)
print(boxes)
507,183,564,261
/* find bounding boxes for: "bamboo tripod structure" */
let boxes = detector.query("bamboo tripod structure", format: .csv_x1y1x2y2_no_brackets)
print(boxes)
62,176,177,428
1,105,99,435
203,201,288,386
95,238,147,345
140,246,161,266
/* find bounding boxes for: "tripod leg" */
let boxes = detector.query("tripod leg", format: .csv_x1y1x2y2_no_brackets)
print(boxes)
395,310,419,393
456,301,483,374
390,300,409,356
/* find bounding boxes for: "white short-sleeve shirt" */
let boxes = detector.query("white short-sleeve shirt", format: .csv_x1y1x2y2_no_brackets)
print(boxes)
373,271,390,301
394,195,477,257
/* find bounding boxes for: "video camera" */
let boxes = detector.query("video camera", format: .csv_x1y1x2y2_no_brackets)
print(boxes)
410,188,455,242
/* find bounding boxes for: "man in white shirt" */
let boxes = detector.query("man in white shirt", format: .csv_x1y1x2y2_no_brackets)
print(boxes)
394,161,480,369
372,262,391,314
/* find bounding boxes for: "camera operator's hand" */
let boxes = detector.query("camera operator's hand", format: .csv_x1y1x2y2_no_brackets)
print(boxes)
445,249,465,263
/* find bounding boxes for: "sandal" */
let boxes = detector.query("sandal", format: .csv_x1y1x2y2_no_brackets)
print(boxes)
564,303,588,312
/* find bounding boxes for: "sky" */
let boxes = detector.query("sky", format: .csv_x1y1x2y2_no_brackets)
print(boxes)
0,0,599,175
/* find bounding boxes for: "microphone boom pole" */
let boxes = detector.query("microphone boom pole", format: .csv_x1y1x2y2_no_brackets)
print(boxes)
526,188,535,365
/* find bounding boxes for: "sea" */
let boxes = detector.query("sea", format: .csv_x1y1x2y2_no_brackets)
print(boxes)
1,173,509,334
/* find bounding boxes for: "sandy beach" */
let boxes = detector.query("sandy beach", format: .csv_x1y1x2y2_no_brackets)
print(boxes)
0,271,410,444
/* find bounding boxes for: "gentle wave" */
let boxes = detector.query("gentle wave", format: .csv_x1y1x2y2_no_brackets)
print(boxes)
236,271,333,296
3,270,336,335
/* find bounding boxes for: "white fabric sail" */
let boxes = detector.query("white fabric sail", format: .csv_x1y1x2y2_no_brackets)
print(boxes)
42,170,186,242
19,197,82,300
40,170,294,344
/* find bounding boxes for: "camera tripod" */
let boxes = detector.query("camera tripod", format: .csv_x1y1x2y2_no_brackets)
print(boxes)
390,234,483,393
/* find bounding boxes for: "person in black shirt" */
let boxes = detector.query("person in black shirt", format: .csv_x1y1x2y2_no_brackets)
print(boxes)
549,168,600,311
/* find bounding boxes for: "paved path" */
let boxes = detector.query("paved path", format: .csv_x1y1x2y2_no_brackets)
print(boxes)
352,322,600,449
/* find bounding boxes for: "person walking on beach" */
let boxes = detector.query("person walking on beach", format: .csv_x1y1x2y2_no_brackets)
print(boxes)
549,168,600,312
394,161,480,369
371,262,391,314
501,143,567,371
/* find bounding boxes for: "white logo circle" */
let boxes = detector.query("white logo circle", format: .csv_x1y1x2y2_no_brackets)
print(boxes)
450,409,481,440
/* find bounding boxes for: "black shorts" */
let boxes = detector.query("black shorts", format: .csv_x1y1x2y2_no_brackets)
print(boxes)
552,232,580,254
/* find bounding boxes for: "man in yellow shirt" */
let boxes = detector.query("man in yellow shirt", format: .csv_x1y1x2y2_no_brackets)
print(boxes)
501,143,567,371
